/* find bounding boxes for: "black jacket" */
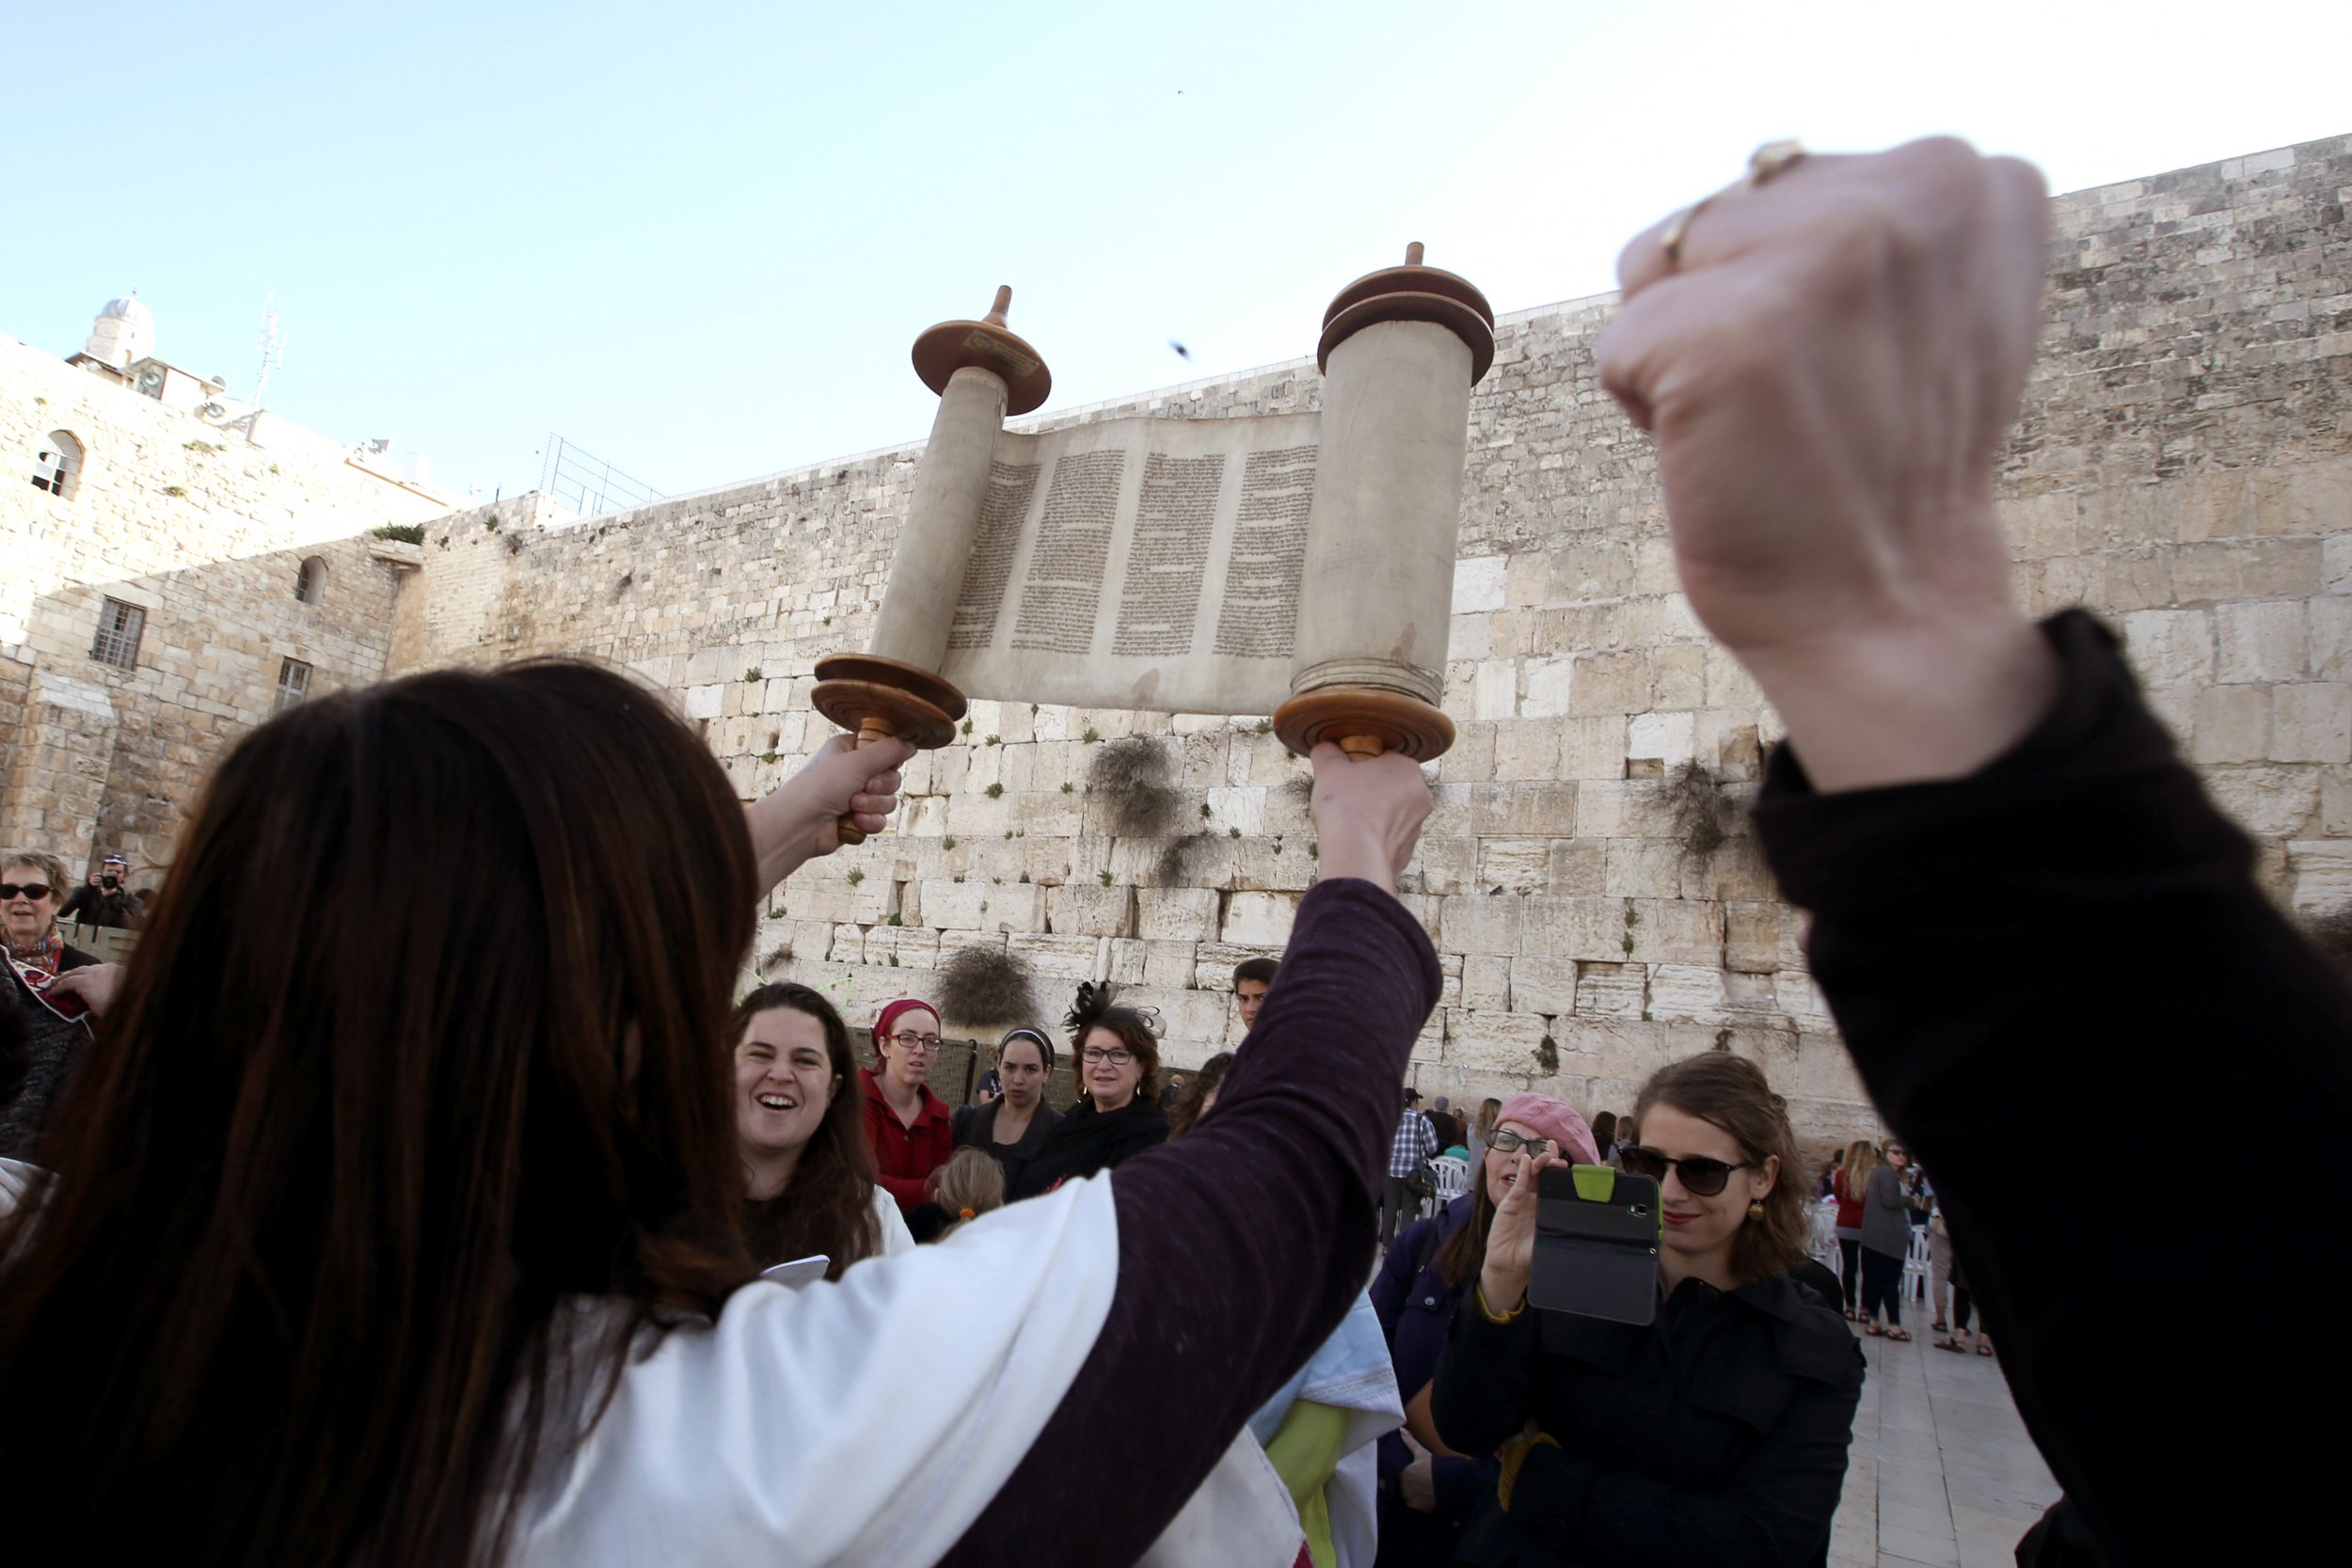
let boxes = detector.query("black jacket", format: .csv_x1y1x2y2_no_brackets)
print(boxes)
1433,1273,1862,1567
1754,610,2352,1566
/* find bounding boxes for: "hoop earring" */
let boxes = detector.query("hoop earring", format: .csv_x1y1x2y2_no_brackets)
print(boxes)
1747,1200,1766,1221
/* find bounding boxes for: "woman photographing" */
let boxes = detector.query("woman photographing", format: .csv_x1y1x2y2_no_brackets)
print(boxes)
1009,983,1170,1200
952,1024,1062,1195
734,981,912,1275
1434,1053,1863,1566
1371,1093,1597,1568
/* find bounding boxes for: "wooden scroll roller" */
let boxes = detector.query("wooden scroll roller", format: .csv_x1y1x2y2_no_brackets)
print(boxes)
811,286,1053,843
1274,243,1495,763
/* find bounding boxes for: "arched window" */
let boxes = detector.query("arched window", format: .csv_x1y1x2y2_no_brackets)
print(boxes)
294,556,327,605
31,431,84,499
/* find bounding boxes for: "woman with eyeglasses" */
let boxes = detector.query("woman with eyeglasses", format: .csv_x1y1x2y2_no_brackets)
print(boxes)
0,848,124,1161
1009,982,1169,1200
859,995,956,1216
952,1024,1063,1195
1434,1053,1864,1568
735,982,913,1277
1369,1093,1596,1568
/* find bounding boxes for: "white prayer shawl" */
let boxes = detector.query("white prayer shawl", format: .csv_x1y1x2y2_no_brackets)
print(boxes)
510,1172,1118,1567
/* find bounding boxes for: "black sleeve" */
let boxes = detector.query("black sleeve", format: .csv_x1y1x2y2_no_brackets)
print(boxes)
1429,1298,1539,1458
940,878,1442,1568
56,887,94,922
1753,610,2352,1565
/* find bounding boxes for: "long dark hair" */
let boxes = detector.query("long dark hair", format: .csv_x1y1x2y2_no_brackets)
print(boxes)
1633,1053,1808,1285
1590,1109,1619,1152
1435,1173,1498,1291
733,982,881,1277
1064,981,1163,1107
1167,1051,1235,1140
0,660,759,1567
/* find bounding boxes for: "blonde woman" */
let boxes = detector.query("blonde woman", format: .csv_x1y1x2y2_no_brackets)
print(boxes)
1830,1137,1879,1320
913,1146,1007,1243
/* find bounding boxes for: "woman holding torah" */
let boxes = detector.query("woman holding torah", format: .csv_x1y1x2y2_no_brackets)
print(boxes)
0,135,2227,1568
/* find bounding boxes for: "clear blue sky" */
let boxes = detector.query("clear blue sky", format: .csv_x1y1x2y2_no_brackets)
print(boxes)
7,0,2343,501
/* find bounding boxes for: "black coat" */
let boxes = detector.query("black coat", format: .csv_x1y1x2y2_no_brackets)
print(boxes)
1433,1274,1863,1568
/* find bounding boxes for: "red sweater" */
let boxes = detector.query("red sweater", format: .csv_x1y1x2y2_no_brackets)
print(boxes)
859,1067,954,1212
1832,1166,1867,1229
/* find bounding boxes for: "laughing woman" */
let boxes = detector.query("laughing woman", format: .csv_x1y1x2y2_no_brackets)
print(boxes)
734,982,912,1277
1009,984,1170,1201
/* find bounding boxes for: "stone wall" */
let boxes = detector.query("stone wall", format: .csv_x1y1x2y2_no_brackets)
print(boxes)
0,334,450,870
387,134,2351,1140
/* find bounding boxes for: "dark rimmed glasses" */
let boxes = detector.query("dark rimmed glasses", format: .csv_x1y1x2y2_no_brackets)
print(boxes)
1617,1146,1752,1196
1486,1129,1555,1158
1080,1046,1135,1067
884,1032,943,1053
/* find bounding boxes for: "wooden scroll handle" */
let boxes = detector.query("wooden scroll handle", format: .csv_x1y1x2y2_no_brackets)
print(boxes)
1272,688,1455,765
1339,734,1388,761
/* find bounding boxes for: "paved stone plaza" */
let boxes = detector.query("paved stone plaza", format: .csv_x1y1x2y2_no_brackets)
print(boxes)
1830,1326,2059,1568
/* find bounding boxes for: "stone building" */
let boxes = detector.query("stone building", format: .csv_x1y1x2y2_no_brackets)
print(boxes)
5,135,2346,1138
1,298,455,870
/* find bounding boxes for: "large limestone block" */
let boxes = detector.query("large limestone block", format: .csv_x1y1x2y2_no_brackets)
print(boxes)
1454,556,1506,613
1478,838,1552,895
1471,781,1578,837
2116,609,2215,688
1493,718,1565,781
1627,711,1696,768
2206,766,2319,838
1440,893,1522,956
1441,1008,1550,1074
2272,684,2350,764
1645,963,1734,1025
1104,938,1148,984
829,924,866,965
2287,839,2352,913
1510,957,1581,1015
1724,901,1787,974
1049,882,1136,937
1573,962,1646,1019
1409,837,1478,897
1137,887,1219,942
2217,600,2309,683
1142,940,1197,988
2191,687,2268,763
1222,891,1300,947
1461,955,1512,1010
1194,941,1283,990
782,875,897,927
915,878,988,930
1006,932,1102,980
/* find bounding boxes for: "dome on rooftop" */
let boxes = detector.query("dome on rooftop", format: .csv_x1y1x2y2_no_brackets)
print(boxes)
99,293,153,328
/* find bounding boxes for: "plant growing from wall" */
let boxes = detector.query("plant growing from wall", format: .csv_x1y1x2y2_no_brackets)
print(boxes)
1090,737,1184,838
162,484,188,498
371,523,425,545
846,869,864,885
1667,760,1731,859
985,782,1004,799
1082,725,1102,743
743,667,762,683
1153,832,1216,887
935,944,1039,1029
1534,1034,1561,1075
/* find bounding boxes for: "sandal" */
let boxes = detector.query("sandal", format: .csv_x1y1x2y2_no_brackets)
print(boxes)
1885,1327,1913,1342
1977,1340,1994,1356
1865,1323,1885,1337
1843,1308,1857,1321
1931,1319,1948,1333
1934,1337,1968,1353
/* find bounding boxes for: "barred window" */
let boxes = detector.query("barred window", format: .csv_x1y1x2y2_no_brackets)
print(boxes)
90,598,145,670
31,431,84,499
274,657,313,712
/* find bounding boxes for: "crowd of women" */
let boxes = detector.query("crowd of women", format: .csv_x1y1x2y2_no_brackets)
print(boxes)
1,136,2336,1568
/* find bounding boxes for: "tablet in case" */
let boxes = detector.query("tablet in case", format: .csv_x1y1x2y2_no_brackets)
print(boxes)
1527,1164,1661,1325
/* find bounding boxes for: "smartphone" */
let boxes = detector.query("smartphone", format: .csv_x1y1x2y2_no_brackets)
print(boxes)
1527,1164,1661,1325
759,1255,831,1289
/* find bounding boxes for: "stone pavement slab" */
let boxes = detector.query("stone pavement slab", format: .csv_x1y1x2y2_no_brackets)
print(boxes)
1830,1323,2059,1568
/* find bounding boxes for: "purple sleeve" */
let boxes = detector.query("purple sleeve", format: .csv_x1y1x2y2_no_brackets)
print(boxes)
940,878,1441,1568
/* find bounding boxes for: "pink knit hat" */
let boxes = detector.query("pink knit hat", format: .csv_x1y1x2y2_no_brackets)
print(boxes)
1496,1093,1599,1165
874,997,940,1043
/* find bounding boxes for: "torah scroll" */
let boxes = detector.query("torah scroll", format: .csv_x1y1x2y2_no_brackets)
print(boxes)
928,410,1324,716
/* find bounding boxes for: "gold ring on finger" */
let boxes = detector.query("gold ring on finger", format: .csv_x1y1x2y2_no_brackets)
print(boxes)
1745,137,1806,186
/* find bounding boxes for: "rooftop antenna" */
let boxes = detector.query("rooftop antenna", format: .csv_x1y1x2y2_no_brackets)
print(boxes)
251,292,285,413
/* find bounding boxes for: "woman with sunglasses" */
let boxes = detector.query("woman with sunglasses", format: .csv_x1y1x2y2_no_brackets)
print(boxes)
1434,1053,1863,1568
952,1024,1063,1195
0,848,124,1161
1370,1094,1596,1568
860,995,956,1216
1009,982,1169,1200
1857,1138,1917,1340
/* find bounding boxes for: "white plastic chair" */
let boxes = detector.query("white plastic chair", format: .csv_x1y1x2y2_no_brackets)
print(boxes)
1903,1224,1932,1302
1809,1200,1842,1276
1423,1155,1470,1219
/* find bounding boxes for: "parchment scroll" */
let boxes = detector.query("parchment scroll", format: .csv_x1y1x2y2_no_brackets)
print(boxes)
924,411,1325,715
